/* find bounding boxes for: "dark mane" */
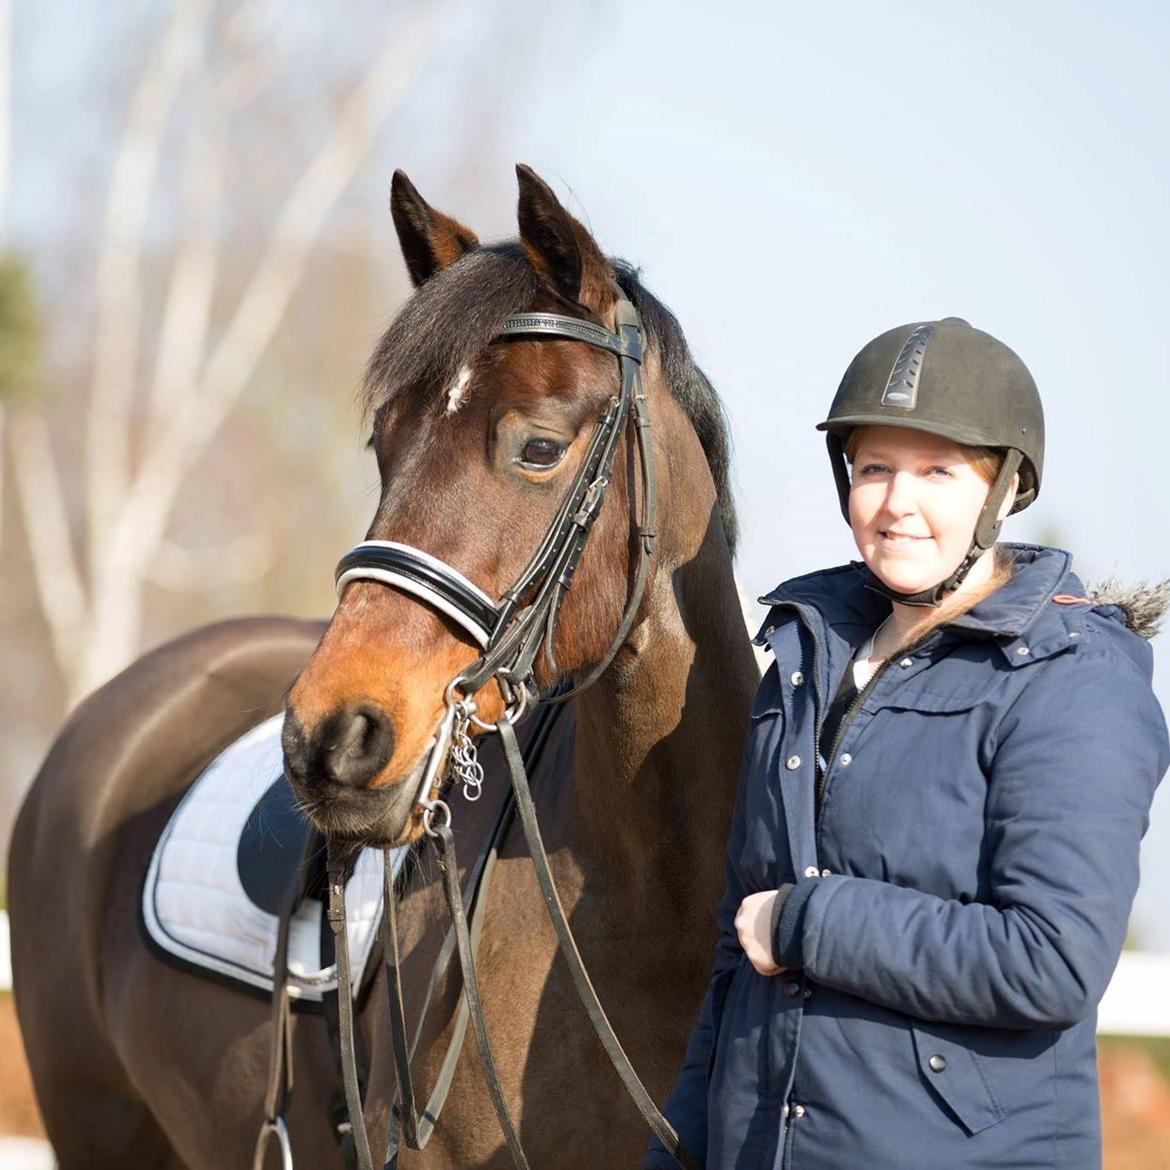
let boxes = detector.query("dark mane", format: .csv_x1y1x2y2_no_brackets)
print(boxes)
363,244,737,554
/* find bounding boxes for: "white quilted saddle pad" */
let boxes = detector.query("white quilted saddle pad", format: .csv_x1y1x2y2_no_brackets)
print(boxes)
142,713,408,1001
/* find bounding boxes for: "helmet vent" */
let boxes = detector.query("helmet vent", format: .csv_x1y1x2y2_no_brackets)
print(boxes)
880,323,935,409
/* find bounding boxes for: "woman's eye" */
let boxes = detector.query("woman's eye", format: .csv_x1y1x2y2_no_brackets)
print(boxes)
518,438,567,468
858,463,888,475
927,466,953,478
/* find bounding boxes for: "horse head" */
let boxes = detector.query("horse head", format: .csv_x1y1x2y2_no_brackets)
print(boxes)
283,165,733,846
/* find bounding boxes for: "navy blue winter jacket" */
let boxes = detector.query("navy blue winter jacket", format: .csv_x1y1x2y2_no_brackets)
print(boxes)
646,543,1168,1170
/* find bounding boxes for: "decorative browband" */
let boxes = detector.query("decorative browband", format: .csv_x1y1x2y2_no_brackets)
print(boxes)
494,313,643,362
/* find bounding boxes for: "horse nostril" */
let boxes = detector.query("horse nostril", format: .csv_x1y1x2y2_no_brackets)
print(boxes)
281,710,309,785
338,711,375,758
322,703,397,789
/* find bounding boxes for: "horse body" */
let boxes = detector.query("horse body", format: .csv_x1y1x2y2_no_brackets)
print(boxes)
9,617,345,1167
9,167,759,1168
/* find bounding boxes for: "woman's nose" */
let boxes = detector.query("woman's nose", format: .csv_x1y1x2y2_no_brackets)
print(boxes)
882,470,918,517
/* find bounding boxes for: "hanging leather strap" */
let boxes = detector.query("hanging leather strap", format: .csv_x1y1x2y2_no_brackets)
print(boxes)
381,855,418,1152
382,787,517,1166
254,830,323,1170
327,844,376,1170
497,716,699,1170
253,897,296,1170
433,822,531,1169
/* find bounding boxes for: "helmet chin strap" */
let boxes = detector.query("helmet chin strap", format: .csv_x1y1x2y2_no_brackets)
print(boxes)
861,450,1023,609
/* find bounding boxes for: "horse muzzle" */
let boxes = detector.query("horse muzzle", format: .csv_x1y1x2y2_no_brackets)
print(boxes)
282,705,427,846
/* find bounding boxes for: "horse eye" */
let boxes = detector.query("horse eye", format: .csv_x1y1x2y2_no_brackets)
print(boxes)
518,438,566,468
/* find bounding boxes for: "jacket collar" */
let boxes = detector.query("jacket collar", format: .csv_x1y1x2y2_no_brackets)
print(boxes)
756,544,1087,658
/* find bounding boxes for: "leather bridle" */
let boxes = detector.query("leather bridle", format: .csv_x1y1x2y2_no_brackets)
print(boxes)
333,296,658,835
287,296,698,1170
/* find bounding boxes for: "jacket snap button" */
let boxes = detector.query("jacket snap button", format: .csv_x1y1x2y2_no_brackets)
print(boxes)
786,755,801,770
783,980,801,998
899,657,913,668
821,867,833,876
839,752,852,767
1017,645,1030,656
928,1054,947,1073
802,985,812,998
765,625,775,637
790,1104,806,1119
790,670,804,686
803,865,820,877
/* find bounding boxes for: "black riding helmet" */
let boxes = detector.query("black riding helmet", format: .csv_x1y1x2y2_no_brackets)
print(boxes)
816,317,1044,606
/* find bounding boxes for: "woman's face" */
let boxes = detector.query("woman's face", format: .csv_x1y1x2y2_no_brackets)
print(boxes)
848,425,1009,595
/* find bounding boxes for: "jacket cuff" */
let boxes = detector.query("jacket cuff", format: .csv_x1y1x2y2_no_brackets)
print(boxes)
775,876,819,969
769,883,795,965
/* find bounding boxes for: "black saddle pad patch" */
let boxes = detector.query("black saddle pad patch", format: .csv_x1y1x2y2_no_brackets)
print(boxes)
237,775,314,916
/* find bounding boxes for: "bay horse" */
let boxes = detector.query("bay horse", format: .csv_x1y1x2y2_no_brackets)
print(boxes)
8,165,759,1168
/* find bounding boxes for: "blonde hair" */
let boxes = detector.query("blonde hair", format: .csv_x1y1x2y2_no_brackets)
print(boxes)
843,426,1015,651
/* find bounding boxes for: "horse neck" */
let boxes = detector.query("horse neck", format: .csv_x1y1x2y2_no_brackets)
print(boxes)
571,506,757,952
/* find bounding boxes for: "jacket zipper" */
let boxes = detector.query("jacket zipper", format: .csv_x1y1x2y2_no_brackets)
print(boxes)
815,631,934,824
780,1104,798,1169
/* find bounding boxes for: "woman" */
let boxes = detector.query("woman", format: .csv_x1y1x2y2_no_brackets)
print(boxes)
645,317,1169,1170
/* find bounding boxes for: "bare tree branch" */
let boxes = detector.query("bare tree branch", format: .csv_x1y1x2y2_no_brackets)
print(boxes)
195,9,437,440
9,411,88,681
146,1,286,444
144,93,223,443
216,0,285,113
84,0,210,576
77,7,440,694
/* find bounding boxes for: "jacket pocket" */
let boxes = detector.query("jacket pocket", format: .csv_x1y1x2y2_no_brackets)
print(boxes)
879,656,1002,714
910,1021,1006,1135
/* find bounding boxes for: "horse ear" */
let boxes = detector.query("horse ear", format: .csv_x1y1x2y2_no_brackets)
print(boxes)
390,170,479,287
516,164,615,316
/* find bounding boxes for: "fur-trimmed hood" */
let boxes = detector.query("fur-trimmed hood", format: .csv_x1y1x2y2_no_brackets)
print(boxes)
1086,578,1170,641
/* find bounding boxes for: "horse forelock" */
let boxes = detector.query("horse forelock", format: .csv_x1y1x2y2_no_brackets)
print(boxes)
362,245,738,555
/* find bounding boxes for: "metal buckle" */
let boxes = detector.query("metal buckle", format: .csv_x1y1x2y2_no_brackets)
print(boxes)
253,1116,293,1170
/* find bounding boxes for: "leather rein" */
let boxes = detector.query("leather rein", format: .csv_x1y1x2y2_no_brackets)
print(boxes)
258,298,697,1170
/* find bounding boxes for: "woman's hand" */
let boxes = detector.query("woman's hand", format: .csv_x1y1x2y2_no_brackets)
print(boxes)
735,891,788,976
